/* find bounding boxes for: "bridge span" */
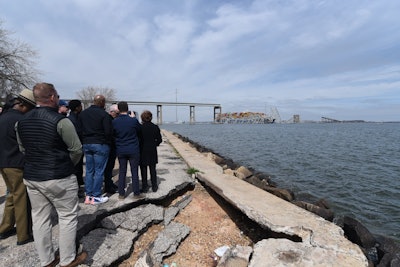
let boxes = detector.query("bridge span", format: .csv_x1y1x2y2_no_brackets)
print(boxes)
111,101,222,124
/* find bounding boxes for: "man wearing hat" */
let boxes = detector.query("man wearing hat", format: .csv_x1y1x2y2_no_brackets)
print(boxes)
58,99,69,116
0,88,36,246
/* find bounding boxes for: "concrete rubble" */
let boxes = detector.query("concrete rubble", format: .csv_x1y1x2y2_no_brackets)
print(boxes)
0,129,369,266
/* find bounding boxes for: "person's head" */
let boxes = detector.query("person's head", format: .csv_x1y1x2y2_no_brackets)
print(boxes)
141,110,153,122
58,99,69,115
93,95,106,108
9,88,36,114
32,83,59,108
117,101,128,113
68,99,82,113
109,104,119,118
17,88,36,107
2,94,18,113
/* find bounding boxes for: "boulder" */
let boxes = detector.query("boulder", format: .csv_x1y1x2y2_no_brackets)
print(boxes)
375,235,400,267
205,152,225,164
224,169,235,176
342,216,376,249
264,185,295,202
235,166,253,179
293,201,334,221
315,198,331,209
246,175,269,188
245,175,295,202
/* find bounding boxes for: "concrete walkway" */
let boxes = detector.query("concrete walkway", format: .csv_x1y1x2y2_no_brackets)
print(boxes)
0,130,368,266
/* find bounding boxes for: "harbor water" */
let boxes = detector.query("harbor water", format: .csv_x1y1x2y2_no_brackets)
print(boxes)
160,122,400,244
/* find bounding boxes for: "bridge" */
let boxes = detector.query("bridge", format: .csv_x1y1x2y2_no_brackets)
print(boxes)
321,117,365,123
321,116,342,123
109,101,222,124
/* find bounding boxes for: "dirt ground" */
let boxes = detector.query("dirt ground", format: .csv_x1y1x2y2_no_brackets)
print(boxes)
120,180,266,267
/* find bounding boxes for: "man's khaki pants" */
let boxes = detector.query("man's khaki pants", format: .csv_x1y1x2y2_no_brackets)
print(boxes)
0,168,31,243
24,175,79,267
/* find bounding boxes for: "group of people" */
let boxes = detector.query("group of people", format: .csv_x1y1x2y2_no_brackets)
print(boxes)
0,82,163,267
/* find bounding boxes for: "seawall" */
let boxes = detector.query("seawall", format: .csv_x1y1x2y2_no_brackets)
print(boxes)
162,130,368,266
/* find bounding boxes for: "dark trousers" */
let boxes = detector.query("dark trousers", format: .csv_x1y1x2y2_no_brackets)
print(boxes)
74,155,84,185
118,153,140,196
104,149,116,190
140,164,158,191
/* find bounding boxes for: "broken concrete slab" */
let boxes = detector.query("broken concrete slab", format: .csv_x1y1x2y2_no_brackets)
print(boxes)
81,228,136,267
135,222,190,267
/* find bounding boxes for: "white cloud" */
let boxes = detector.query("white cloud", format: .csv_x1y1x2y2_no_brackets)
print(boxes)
0,0,399,121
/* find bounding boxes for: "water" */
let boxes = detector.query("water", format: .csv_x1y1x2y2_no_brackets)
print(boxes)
160,123,400,243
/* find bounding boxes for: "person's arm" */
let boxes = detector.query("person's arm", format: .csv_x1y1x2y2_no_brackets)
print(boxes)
155,125,162,146
135,119,143,144
103,113,113,143
57,118,82,165
15,121,25,154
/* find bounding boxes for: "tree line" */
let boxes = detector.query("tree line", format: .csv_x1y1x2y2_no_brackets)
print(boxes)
0,20,116,107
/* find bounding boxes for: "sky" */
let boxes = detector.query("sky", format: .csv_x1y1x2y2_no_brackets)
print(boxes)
1,0,399,122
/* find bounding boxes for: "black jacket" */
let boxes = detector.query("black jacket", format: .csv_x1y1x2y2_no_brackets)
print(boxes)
0,109,25,168
78,105,113,145
17,107,74,181
140,121,162,165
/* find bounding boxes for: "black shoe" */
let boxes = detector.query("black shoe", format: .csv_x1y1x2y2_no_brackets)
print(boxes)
77,188,86,198
0,227,16,240
141,187,149,193
17,236,34,246
105,187,117,194
152,186,158,192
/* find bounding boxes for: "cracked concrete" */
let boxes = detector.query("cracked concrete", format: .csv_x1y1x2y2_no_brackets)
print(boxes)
163,130,369,267
0,130,368,266
0,134,195,266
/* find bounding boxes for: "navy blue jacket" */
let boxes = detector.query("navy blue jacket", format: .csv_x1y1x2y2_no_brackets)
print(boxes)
112,114,142,156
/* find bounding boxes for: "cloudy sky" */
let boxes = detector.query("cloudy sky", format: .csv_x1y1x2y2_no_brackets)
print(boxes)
1,0,399,122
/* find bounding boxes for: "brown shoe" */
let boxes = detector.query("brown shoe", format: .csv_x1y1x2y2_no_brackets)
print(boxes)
133,193,145,200
43,252,60,267
60,251,87,267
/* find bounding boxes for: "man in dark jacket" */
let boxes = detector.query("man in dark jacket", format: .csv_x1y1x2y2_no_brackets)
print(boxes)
0,89,35,246
112,101,143,199
17,83,86,267
67,99,84,187
78,95,112,205
103,104,119,194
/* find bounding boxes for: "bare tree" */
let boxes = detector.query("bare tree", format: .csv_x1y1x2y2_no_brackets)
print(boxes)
76,86,117,108
0,21,39,104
